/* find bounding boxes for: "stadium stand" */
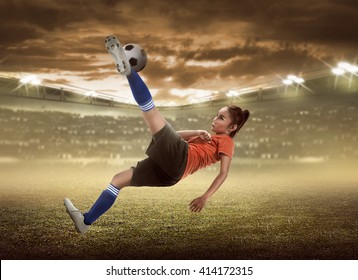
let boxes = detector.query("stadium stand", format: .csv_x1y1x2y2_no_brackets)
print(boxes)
0,94,357,162
1,67,357,164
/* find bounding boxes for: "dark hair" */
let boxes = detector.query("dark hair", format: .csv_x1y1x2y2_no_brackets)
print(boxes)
226,105,250,138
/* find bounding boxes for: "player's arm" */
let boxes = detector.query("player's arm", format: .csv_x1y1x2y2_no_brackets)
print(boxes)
177,130,211,142
189,154,231,212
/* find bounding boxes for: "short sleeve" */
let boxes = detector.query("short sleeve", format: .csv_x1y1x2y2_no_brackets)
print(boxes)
218,136,235,158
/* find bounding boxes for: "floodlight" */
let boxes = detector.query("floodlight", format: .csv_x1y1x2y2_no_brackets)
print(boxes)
287,75,298,81
283,79,293,85
20,75,36,84
347,65,358,74
20,76,30,84
333,61,358,74
226,90,239,97
284,75,304,85
337,62,351,70
31,78,42,85
86,91,97,97
294,77,304,84
332,67,345,75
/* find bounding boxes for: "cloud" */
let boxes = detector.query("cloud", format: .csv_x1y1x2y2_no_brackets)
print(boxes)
0,0,357,103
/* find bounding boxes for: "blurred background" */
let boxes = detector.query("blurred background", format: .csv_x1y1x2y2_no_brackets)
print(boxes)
0,65,357,176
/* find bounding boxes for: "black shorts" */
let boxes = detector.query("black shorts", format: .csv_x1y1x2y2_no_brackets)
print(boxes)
130,123,188,187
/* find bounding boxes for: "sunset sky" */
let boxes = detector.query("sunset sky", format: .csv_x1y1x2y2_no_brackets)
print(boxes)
0,0,357,104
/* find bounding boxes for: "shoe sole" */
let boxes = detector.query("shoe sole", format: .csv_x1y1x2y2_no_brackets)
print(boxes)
105,35,131,75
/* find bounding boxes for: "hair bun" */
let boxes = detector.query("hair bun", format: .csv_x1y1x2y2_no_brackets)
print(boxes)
243,110,250,121
226,105,250,138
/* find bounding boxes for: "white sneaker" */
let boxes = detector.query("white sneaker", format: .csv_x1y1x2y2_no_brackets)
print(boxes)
64,198,90,234
105,35,131,76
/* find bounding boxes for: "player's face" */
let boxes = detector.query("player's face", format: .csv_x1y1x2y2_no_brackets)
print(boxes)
211,107,234,135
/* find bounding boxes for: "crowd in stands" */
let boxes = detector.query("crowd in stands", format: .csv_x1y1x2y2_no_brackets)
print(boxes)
0,96,357,162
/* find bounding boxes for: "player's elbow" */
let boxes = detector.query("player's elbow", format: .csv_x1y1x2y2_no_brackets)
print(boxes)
219,171,229,180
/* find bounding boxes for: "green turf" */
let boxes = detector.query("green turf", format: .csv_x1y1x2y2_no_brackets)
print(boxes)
0,162,357,259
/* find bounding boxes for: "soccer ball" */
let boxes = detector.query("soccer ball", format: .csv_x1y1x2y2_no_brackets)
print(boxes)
123,43,147,72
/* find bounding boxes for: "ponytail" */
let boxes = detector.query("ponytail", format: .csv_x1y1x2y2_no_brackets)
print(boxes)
226,106,250,138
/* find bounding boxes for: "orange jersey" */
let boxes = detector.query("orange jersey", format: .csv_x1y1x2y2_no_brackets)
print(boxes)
182,134,235,179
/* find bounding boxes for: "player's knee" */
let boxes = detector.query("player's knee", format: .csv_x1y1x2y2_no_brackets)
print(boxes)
111,172,131,189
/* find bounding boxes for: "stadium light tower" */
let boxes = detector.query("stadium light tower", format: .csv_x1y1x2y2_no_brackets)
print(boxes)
84,91,98,104
86,91,97,97
337,62,351,70
20,75,42,85
18,75,42,96
282,74,305,85
347,65,358,74
332,61,358,75
282,74,305,96
294,77,304,84
331,61,358,90
331,67,345,76
226,90,240,97
282,79,293,85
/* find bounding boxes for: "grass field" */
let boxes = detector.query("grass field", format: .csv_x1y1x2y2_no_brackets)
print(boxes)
0,160,357,260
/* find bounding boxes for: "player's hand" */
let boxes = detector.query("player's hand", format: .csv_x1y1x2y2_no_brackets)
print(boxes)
198,130,212,143
189,196,207,212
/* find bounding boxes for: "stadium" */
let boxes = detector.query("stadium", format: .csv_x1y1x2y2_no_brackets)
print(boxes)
0,62,357,260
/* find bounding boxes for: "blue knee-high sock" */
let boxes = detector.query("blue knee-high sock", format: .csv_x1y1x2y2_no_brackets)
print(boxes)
83,184,119,225
127,70,155,112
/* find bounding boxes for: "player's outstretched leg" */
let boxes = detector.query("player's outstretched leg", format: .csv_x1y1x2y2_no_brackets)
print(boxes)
105,35,166,136
127,70,166,135
64,168,133,234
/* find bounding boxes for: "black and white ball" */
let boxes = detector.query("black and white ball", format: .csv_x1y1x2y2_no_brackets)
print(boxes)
123,44,147,72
